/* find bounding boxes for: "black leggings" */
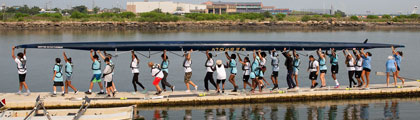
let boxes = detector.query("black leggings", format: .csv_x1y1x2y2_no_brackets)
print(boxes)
348,71,357,88
132,73,145,92
204,72,217,90
161,71,173,90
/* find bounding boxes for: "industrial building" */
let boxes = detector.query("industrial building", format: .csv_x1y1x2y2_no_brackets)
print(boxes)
126,1,206,14
203,1,291,14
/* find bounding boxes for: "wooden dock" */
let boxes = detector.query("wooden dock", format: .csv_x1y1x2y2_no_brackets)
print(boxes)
1,81,420,109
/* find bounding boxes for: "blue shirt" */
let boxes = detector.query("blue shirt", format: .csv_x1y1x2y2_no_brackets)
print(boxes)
65,62,72,76
92,60,101,74
328,54,338,66
293,58,300,71
229,60,237,74
362,56,371,69
319,58,327,70
54,65,63,82
386,59,396,69
161,60,169,73
394,55,401,67
251,56,260,73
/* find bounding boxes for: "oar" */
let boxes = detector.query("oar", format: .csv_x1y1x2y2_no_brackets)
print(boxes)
376,72,420,82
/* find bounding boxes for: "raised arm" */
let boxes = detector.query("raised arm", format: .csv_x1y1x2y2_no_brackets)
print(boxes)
270,49,276,59
253,50,256,59
97,50,106,60
206,50,210,60
90,49,95,61
293,49,297,58
186,49,193,60
359,48,367,57
236,53,246,65
224,52,231,61
391,46,399,56
11,46,16,60
257,49,263,59
282,48,288,57
63,52,69,63
342,49,347,57
317,48,324,59
163,50,167,61
23,48,26,56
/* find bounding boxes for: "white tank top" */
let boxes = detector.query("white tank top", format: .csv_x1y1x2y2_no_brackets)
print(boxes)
355,58,363,71
216,64,227,80
347,58,356,71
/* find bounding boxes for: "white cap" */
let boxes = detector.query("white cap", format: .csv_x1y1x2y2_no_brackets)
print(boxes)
388,56,394,60
216,60,222,65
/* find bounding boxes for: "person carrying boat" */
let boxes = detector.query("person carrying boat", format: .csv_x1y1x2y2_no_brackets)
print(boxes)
391,46,405,86
148,62,163,95
385,56,398,87
224,52,239,92
257,50,270,87
292,49,301,89
343,49,357,88
183,49,198,92
352,48,364,87
203,50,217,92
212,60,228,93
237,53,252,90
270,49,280,90
103,58,115,97
52,58,65,96
317,48,327,88
63,52,78,94
130,50,146,94
326,48,340,88
282,48,296,89
307,55,319,89
160,50,175,92
360,48,372,88
251,50,265,92
11,46,30,96
97,51,118,93
85,49,105,95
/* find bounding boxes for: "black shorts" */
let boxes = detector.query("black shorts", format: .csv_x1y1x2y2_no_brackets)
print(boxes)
271,71,279,77
105,81,113,88
331,65,339,74
217,79,226,84
355,71,362,78
363,68,371,72
258,77,264,80
397,66,401,71
309,72,318,80
53,82,64,86
243,75,250,82
320,70,327,73
18,74,26,82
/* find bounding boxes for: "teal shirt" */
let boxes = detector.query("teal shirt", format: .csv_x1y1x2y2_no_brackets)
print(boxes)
251,56,260,73
230,60,237,74
65,62,72,76
54,65,63,82
319,58,327,70
161,60,169,73
92,60,101,74
328,54,338,66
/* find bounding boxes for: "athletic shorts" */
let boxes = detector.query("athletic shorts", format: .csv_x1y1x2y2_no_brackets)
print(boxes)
386,67,396,73
250,72,256,79
231,73,237,75
271,71,279,77
105,81,113,88
243,75,250,82
363,68,371,72
217,79,226,84
397,66,401,71
331,65,339,74
91,74,102,83
320,70,327,73
258,76,264,80
355,71,362,78
53,81,64,86
153,77,162,85
18,74,26,82
66,75,72,81
293,69,299,75
184,72,192,83
309,72,318,80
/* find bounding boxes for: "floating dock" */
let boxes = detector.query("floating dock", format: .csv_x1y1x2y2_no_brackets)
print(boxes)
1,81,420,109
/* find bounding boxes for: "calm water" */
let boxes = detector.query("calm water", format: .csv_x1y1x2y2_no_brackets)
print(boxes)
0,30,419,92
136,97,420,120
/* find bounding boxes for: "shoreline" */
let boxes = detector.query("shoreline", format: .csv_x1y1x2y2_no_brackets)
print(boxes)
1,21,420,30
2,81,420,110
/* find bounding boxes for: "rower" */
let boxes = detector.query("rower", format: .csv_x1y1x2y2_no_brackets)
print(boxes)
360,48,372,88
203,50,217,92
97,51,118,93
326,48,340,88
63,52,78,94
317,48,327,88
130,50,146,94
251,50,264,92
270,49,280,90
343,49,357,88
225,51,239,92
308,55,319,89
11,46,30,96
183,49,198,92
52,58,65,96
148,62,163,95
292,49,301,89
103,58,115,97
237,53,252,90
385,56,398,87
392,46,405,85
85,49,105,95
353,48,364,87
160,50,175,92
212,60,228,93
282,48,296,90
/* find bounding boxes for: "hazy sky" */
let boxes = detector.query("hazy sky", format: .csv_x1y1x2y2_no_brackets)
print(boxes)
1,0,419,14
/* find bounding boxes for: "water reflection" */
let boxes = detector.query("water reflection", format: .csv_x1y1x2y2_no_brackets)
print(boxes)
141,99,406,120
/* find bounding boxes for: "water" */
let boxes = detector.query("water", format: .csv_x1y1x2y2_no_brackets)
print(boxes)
136,97,420,120
0,30,419,92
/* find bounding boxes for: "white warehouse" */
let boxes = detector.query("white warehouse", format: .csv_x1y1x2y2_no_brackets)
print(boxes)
127,1,206,14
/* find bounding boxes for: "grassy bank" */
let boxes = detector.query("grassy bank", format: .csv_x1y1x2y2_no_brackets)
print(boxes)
2,11,420,23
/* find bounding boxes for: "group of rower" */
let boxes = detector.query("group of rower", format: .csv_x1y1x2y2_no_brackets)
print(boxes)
11,46,405,97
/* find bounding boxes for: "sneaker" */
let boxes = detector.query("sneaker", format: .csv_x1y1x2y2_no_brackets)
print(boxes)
294,87,300,90
85,91,92,94
217,90,220,93
26,92,31,96
334,85,340,88
141,89,148,94
74,90,79,95
131,92,137,95
195,86,198,91
314,83,319,88
114,90,118,93
204,89,209,92
222,89,225,93
97,92,105,95
155,91,162,95
319,86,326,88
163,89,167,92
185,90,191,93
171,86,175,92
52,93,57,97
107,95,111,97
272,85,278,90
16,91,22,95
112,92,116,97
61,93,65,96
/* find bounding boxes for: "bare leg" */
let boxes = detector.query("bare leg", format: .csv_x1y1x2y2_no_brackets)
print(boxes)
361,71,366,86
185,83,190,91
189,81,197,88
320,73,326,86
393,72,397,86
61,86,64,93
53,86,56,93
229,75,237,87
365,71,370,88
19,82,23,91
395,71,405,85
67,81,78,91
155,85,161,92
98,82,104,90
89,82,94,90
65,81,69,93
386,73,390,87
294,74,299,87
112,82,117,91
22,82,29,91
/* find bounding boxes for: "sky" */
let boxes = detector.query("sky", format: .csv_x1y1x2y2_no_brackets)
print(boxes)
1,0,419,14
